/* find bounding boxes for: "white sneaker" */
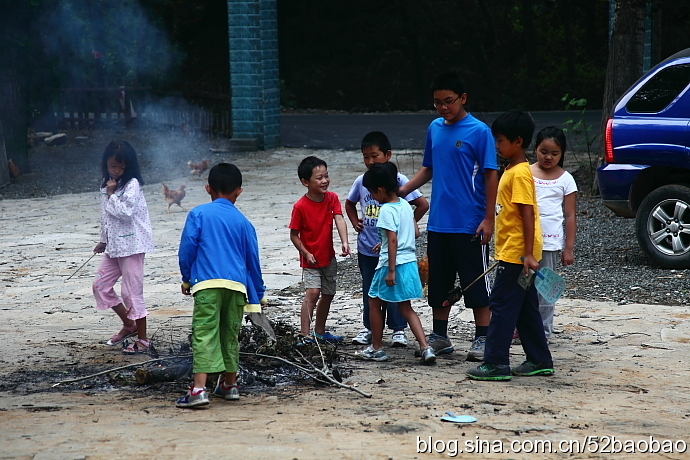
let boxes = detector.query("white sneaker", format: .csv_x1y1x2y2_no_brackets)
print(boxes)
352,328,372,345
391,330,408,348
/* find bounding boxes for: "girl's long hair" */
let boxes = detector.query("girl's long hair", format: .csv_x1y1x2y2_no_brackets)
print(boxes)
100,140,144,190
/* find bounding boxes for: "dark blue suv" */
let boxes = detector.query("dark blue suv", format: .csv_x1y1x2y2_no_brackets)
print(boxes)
597,48,690,268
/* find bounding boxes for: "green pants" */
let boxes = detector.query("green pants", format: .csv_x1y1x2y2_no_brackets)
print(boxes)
191,288,245,374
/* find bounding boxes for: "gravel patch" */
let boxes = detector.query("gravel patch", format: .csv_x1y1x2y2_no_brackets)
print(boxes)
3,126,688,306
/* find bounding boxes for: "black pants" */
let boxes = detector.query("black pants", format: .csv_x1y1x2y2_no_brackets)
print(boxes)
483,261,552,366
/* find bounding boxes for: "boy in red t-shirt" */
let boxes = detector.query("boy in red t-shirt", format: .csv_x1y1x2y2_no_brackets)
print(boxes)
289,156,351,342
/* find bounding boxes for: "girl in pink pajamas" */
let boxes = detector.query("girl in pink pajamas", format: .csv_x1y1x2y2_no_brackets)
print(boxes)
92,140,155,354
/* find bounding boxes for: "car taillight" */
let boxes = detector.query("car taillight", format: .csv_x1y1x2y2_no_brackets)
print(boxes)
604,117,614,163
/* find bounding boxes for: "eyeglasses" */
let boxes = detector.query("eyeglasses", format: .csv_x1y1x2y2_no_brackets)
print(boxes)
433,96,460,108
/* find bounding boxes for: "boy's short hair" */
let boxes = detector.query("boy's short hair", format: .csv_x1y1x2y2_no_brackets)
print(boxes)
298,156,327,181
362,162,398,193
430,73,467,97
491,110,536,149
361,131,391,153
208,163,242,194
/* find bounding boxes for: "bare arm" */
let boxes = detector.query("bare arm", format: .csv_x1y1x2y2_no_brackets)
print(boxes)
345,199,363,233
562,192,577,266
518,203,539,276
334,214,351,257
397,166,432,197
290,229,316,266
385,229,397,286
475,169,498,245
408,196,429,223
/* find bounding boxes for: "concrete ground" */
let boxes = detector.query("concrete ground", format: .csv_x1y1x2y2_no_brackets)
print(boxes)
1,146,689,460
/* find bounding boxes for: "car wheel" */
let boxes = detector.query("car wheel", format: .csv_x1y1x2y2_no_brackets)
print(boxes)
635,184,690,268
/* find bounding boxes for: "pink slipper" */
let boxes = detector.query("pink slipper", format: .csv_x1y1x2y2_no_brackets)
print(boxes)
123,339,150,354
106,325,138,346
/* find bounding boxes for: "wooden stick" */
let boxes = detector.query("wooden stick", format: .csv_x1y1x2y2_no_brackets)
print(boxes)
240,351,372,398
66,253,97,280
52,354,192,387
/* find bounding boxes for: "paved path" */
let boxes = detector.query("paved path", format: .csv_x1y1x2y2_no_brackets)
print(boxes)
281,110,602,151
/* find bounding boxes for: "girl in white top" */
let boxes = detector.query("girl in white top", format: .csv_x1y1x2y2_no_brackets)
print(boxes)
530,127,577,338
93,140,155,353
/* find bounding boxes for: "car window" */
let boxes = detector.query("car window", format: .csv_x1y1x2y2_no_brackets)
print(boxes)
626,64,690,113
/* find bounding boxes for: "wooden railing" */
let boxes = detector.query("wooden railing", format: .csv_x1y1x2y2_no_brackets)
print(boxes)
52,83,232,138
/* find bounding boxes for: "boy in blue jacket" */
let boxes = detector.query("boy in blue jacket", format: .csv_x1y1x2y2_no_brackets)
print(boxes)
176,163,266,408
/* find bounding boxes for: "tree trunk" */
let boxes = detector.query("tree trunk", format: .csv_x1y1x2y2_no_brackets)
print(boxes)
0,2,30,174
594,0,646,195
0,121,10,187
598,0,646,163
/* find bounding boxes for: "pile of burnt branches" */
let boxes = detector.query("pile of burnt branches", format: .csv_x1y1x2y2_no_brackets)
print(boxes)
53,318,371,398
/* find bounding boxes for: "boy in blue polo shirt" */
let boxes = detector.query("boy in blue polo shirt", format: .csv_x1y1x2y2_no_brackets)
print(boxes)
398,73,498,362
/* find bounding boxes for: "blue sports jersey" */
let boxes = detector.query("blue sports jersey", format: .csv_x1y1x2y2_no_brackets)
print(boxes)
422,114,497,233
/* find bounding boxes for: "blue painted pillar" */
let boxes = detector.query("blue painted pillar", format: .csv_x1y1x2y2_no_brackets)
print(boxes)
228,0,281,150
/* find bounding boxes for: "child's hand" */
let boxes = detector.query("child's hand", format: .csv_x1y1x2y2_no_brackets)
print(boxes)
181,283,191,295
94,242,106,254
106,177,117,196
341,243,351,258
372,242,381,254
522,254,539,276
475,219,494,244
351,218,364,233
385,268,396,286
304,252,317,266
561,248,574,266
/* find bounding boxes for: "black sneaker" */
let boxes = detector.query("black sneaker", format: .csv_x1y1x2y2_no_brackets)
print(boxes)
511,361,554,376
427,333,454,355
466,363,511,381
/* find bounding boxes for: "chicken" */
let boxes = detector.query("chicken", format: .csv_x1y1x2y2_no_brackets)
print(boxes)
162,183,187,213
418,253,429,297
7,159,19,182
188,160,208,179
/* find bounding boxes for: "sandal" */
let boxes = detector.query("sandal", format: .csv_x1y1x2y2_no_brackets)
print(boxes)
123,338,150,354
106,324,138,346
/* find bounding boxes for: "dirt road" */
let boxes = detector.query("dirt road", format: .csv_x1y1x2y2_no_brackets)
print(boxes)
1,147,689,459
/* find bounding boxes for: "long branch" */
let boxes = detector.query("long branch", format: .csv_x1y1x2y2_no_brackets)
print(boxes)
240,351,372,398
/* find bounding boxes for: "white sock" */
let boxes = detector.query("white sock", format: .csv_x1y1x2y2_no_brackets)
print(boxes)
192,387,204,393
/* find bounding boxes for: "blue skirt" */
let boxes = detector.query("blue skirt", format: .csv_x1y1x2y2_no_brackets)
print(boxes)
368,261,424,303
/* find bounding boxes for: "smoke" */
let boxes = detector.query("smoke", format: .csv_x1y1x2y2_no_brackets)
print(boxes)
38,0,183,87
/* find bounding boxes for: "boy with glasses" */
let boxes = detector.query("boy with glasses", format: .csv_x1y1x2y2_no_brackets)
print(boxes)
398,73,498,361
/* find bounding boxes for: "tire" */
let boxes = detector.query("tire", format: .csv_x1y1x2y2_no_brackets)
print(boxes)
635,184,690,268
